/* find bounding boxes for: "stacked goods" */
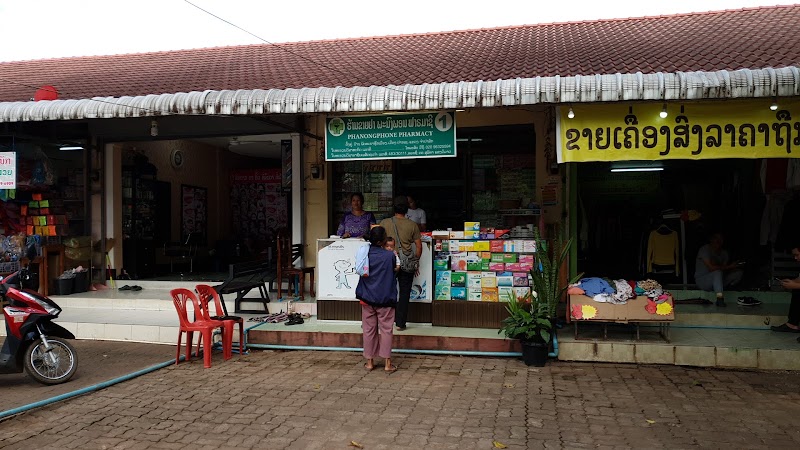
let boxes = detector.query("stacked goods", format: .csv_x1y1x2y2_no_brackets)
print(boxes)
433,222,535,302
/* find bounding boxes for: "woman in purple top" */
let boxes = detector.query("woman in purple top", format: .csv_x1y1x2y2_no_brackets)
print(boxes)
337,193,376,238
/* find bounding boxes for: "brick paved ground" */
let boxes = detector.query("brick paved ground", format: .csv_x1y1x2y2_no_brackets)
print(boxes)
1,350,800,449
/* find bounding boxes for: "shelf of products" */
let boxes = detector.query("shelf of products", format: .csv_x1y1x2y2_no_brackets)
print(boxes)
332,160,393,231
471,154,536,228
431,222,536,303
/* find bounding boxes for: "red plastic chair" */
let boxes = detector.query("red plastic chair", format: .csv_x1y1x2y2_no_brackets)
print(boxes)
170,288,228,368
196,284,244,355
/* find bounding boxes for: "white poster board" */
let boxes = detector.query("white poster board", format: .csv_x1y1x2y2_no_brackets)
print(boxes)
0,152,16,189
317,238,432,302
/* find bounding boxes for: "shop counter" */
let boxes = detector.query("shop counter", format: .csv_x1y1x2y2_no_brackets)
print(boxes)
568,294,674,341
316,238,432,320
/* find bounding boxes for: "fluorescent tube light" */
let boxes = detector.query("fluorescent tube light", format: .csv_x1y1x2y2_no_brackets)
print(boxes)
59,145,84,151
610,167,664,173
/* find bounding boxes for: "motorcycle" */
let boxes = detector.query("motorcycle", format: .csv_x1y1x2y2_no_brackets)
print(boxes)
0,268,78,384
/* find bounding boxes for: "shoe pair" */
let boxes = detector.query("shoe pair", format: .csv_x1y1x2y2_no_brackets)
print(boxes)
119,285,142,291
736,296,762,306
285,313,304,326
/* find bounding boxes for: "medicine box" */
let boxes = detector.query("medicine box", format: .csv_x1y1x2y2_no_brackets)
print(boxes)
435,285,451,300
467,290,483,301
451,271,467,287
451,287,467,300
497,276,514,287
498,286,514,301
464,221,481,231
436,270,452,286
482,288,499,302
433,258,449,271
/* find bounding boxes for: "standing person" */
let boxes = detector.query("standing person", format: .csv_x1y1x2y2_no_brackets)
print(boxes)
405,195,427,232
380,196,422,331
356,226,398,373
694,232,743,307
337,193,376,238
771,244,800,335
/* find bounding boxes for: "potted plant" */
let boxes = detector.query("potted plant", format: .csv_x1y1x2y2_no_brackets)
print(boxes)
499,291,552,366
530,227,580,321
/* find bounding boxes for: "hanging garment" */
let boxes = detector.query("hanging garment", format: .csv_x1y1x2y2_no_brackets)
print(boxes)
760,191,791,245
760,159,789,193
646,228,679,274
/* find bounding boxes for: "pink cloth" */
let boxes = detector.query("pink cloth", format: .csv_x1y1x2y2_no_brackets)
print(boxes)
361,304,395,359
567,286,585,295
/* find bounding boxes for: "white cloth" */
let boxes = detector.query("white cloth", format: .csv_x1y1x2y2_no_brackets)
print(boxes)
611,279,632,304
406,208,426,225
593,293,613,303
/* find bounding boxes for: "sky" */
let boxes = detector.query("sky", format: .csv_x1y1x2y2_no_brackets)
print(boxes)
0,0,796,62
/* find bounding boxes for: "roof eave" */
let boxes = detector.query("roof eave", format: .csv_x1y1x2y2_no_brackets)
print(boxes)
1,67,798,123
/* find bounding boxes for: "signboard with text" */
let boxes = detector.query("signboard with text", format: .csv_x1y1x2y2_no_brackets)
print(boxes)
0,152,16,189
557,99,800,163
325,111,456,161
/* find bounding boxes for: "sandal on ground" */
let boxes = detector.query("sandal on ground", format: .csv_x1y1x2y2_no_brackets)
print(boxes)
119,285,131,290
364,363,375,371
384,365,398,374
131,285,143,291
770,323,800,333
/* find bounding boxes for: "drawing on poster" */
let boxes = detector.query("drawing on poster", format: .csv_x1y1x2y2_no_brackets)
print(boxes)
333,260,355,289
410,281,427,300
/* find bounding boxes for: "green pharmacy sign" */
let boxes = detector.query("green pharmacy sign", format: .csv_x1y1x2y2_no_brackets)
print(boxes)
325,111,457,161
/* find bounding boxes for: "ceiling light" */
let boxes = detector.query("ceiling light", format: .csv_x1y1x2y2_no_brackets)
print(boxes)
770,99,779,111
59,145,84,151
150,120,159,137
610,167,664,173
659,104,668,119
567,107,575,119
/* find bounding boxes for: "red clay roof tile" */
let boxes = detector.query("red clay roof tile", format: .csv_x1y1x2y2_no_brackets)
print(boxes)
0,5,798,102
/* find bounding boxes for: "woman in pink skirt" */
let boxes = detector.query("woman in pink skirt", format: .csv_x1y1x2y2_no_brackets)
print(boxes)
355,226,399,373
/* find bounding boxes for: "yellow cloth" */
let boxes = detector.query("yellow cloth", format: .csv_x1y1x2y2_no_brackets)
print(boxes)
647,229,679,275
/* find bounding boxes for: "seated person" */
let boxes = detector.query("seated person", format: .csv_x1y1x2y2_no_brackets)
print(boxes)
694,232,743,307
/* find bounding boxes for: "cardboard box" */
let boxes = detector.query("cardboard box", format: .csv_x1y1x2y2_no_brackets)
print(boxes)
441,240,450,252
482,288,499,302
503,253,518,263
568,295,675,322
451,271,467,287
481,261,491,271
490,253,505,262
433,258,449,271
466,261,483,271
450,253,468,271
451,287,467,300
468,290,483,301
498,286,514,301
519,262,534,272
463,230,479,240
489,262,506,272
435,285,451,300
497,276,514,287
519,254,535,263
459,241,475,252
505,263,523,272
436,270,452,286
464,221,481,231
480,252,493,261
513,287,531,301
502,241,517,252
481,275,498,288
522,240,537,253
432,230,450,239
473,241,490,251
467,272,483,289
513,273,529,286
490,240,505,252
450,231,465,239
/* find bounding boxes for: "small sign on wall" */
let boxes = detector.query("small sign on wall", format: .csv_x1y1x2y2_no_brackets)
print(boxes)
0,152,16,189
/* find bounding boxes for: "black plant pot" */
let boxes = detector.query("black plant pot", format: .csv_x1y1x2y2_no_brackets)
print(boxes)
521,339,549,367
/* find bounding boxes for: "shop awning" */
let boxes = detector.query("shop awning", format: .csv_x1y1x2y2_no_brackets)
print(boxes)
0,67,798,123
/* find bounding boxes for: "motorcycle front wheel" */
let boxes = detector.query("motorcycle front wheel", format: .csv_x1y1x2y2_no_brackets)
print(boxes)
24,337,78,385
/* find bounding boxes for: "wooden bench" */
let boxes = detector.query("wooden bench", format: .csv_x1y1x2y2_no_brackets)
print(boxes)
214,260,276,314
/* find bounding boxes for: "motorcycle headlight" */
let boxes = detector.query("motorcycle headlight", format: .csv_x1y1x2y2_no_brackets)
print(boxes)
21,292,61,316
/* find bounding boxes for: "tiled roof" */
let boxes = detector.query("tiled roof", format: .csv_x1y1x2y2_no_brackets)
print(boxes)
0,5,799,103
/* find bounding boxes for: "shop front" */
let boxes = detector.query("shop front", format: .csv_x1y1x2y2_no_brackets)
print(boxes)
557,98,800,321
313,108,551,326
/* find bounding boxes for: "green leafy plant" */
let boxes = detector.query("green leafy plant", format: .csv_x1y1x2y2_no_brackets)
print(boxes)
498,291,552,343
529,227,582,319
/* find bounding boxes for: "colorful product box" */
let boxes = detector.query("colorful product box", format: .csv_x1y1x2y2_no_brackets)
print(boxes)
464,221,481,231
489,262,506,272
467,272,483,289
497,276,514,287
467,290,483,301
482,288,499,302
458,241,475,252
502,241,516,252
450,253,468,271
451,271,467,287
435,285,451,300
436,270,452,286
519,254,535,263
463,230,479,240
481,275,498,288
433,258,450,271
498,286,514,301
481,261,491,271
441,240,450,252
467,261,483,271
512,273,529,286
490,253,505,262
514,287,531,301
503,253,518,263
450,231,465,239
523,240,537,253
473,240,490,251
505,263,523,272
480,252,493,261
432,230,450,239
479,233,496,239
519,263,534,272
451,287,467,300
490,240,505,252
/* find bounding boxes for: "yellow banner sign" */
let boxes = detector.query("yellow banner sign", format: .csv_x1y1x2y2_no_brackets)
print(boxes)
557,99,800,162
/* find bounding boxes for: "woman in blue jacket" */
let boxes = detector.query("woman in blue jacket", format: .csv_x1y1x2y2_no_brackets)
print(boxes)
356,226,398,373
